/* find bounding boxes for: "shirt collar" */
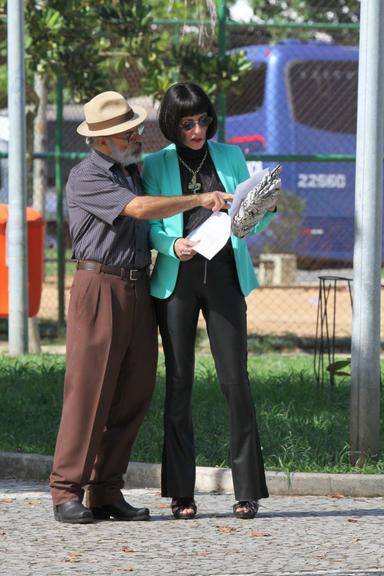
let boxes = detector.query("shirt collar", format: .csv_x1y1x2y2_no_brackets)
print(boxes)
91,149,118,171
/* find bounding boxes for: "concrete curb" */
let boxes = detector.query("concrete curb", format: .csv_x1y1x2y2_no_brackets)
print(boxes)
1,451,384,497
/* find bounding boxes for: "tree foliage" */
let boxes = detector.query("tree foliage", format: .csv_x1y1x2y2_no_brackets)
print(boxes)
1,0,155,102
245,0,359,44
0,0,360,110
0,0,251,106
248,0,359,23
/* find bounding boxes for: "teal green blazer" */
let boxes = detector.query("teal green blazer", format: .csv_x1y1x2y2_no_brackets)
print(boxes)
142,141,275,299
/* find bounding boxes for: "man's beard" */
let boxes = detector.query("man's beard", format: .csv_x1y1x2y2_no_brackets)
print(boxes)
108,141,142,166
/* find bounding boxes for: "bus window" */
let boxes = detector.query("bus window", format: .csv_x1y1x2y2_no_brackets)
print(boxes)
286,60,358,134
226,64,267,116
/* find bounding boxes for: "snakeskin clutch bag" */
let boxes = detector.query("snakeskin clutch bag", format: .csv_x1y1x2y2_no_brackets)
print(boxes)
231,165,282,239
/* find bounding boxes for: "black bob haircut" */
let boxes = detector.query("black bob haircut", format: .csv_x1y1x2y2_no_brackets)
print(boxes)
158,82,218,144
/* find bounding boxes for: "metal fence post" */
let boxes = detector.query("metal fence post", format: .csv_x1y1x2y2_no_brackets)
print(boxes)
7,0,28,354
350,0,384,465
216,0,226,143
55,75,65,329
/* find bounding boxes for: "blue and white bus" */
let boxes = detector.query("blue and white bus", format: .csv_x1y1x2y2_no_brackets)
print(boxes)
225,39,359,263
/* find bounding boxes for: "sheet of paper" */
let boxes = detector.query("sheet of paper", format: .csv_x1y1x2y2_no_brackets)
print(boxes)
186,212,231,260
229,168,269,221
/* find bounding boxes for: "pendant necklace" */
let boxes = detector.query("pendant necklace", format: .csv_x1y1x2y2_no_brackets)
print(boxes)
177,149,208,193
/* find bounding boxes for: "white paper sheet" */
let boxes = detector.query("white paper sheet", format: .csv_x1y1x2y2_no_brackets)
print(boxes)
229,168,269,221
186,212,231,260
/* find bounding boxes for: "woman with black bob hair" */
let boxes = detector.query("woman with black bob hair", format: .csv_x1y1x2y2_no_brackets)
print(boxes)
143,82,276,520
158,83,217,144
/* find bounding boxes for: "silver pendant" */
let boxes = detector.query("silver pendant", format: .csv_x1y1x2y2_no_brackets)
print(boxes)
188,175,201,193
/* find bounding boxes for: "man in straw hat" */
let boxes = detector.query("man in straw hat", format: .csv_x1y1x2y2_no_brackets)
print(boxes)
50,91,232,523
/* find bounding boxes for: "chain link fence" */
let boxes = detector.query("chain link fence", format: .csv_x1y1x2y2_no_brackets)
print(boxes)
3,4,381,349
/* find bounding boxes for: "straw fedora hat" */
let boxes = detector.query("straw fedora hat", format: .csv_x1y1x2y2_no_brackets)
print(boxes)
77,91,147,137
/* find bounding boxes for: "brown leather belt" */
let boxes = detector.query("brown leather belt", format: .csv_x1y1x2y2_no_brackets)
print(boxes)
76,260,147,281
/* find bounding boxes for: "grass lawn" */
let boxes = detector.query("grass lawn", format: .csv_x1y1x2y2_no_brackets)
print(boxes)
0,352,383,474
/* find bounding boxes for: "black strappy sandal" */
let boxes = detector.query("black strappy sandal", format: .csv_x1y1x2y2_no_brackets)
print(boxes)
233,500,259,519
171,497,197,520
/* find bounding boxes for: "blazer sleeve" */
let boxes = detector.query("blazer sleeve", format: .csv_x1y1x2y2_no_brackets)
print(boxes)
142,153,180,258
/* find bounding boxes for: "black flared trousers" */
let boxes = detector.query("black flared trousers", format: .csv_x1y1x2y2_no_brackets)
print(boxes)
155,256,269,502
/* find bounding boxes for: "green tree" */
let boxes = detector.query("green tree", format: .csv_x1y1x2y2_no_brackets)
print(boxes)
0,0,155,103
128,0,252,101
247,0,359,23
245,0,359,44
0,0,251,105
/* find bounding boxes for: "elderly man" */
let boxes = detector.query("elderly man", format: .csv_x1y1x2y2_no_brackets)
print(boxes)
50,91,232,524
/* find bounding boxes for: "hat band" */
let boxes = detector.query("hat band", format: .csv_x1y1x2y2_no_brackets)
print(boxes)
86,109,134,132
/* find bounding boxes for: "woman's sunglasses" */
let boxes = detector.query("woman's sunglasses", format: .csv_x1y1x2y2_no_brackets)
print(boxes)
178,116,213,132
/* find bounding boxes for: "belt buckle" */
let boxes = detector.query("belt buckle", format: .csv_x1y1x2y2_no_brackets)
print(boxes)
129,269,139,281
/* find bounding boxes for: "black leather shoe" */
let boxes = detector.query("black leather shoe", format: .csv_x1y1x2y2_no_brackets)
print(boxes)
54,501,94,524
91,499,150,521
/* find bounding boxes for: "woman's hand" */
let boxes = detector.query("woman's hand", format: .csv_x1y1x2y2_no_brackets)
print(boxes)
174,238,199,261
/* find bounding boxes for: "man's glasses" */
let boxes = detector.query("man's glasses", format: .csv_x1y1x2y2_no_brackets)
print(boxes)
178,116,213,132
113,125,145,142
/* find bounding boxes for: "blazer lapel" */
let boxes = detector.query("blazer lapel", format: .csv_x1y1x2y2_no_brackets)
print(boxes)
208,141,236,194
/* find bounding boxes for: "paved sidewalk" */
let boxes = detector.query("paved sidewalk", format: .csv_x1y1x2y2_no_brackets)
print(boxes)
1,481,383,576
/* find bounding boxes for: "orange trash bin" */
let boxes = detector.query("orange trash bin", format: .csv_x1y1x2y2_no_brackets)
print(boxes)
0,204,45,318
